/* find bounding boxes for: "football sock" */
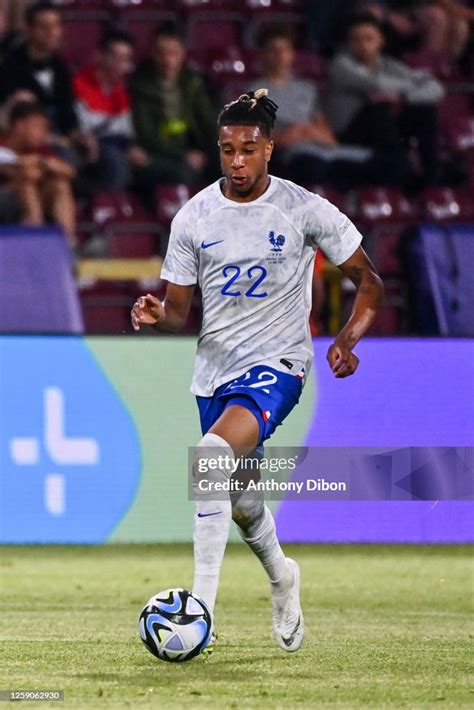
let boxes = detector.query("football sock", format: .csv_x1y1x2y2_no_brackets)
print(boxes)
234,498,293,596
192,432,233,619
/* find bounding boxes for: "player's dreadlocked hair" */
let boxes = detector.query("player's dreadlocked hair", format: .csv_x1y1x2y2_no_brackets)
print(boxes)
217,88,278,137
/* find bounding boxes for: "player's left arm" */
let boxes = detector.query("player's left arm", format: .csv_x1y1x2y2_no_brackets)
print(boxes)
327,246,384,378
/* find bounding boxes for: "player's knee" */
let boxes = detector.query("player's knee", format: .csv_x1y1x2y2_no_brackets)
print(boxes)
192,432,234,494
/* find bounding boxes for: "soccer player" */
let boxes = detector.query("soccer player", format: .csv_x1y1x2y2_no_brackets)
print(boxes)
131,89,383,653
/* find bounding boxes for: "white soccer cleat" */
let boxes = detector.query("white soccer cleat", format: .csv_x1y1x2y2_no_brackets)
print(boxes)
271,558,304,652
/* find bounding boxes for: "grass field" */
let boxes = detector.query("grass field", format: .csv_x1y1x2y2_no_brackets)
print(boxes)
0,544,472,709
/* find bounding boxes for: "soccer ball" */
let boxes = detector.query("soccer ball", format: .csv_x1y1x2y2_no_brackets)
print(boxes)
138,588,212,662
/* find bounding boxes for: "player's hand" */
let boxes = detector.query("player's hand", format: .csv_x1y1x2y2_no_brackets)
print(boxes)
131,294,165,331
326,340,359,378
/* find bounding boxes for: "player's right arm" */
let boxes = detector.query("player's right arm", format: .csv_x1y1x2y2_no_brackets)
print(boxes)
131,283,195,333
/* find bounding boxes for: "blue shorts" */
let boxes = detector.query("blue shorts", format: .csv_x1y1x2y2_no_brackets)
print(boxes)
196,363,304,446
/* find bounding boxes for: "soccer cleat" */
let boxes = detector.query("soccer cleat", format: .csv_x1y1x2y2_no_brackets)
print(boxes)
201,629,217,658
271,558,304,652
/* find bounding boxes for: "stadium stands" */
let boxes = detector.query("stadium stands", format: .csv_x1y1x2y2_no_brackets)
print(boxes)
1,0,472,335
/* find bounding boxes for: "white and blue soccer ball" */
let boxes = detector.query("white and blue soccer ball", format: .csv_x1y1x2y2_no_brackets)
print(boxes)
138,588,212,662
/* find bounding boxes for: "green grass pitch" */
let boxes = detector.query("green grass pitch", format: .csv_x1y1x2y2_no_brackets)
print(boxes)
1,544,472,709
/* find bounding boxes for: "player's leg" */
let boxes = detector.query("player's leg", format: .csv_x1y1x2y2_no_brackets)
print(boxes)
209,403,291,607
231,481,304,652
191,405,259,618
231,468,293,597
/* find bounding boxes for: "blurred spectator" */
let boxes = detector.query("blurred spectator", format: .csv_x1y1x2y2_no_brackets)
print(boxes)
130,23,217,194
250,28,386,190
356,2,422,56
414,0,473,60
0,101,76,245
73,31,148,193
326,14,445,188
0,1,77,138
0,0,30,58
359,1,473,60
306,0,363,53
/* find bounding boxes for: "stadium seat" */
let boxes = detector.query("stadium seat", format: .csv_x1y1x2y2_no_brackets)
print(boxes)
188,45,249,84
293,50,326,82
113,5,176,59
79,279,134,334
61,10,110,70
352,188,419,225
105,229,157,258
446,116,474,154
371,226,407,277
404,50,459,80
155,184,192,227
185,13,243,52
423,187,474,222
59,6,111,68
88,191,159,258
369,283,406,335
109,0,172,7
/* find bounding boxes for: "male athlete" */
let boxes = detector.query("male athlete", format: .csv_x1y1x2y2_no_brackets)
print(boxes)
131,89,383,653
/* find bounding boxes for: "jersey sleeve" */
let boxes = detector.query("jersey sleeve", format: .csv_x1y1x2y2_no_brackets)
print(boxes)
160,208,198,285
302,195,363,266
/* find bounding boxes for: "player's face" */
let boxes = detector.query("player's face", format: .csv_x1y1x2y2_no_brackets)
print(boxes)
348,24,384,64
219,125,273,200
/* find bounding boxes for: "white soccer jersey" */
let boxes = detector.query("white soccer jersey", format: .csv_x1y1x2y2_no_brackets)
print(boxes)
160,176,362,397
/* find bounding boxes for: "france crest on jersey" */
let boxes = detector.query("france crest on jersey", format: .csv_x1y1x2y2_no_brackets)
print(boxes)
160,176,362,398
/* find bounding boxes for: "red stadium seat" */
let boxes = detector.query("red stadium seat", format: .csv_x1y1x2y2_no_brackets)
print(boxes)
369,283,407,335
404,50,460,80
59,7,111,68
88,191,159,258
113,5,176,59
423,187,474,222
109,1,172,7
293,50,326,82
186,14,243,52
372,227,407,277
352,188,419,225
155,184,192,227
79,280,134,334
446,116,474,154
105,229,157,258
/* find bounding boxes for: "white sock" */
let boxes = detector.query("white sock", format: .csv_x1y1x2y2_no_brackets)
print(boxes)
192,432,233,619
238,505,293,595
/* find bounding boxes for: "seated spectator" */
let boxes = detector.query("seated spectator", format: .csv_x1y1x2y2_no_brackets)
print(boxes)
74,31,148,193
130,23,217,195
0,0,32,59
326,13,445,188
355,2,422,56
359,1,473,61
0,101,76,246
414,0,473,61
0,1,77,139
250,27,383,190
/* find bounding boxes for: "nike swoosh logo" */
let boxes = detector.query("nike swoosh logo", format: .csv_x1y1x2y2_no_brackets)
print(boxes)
201,240,224,249
197,511,223,518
